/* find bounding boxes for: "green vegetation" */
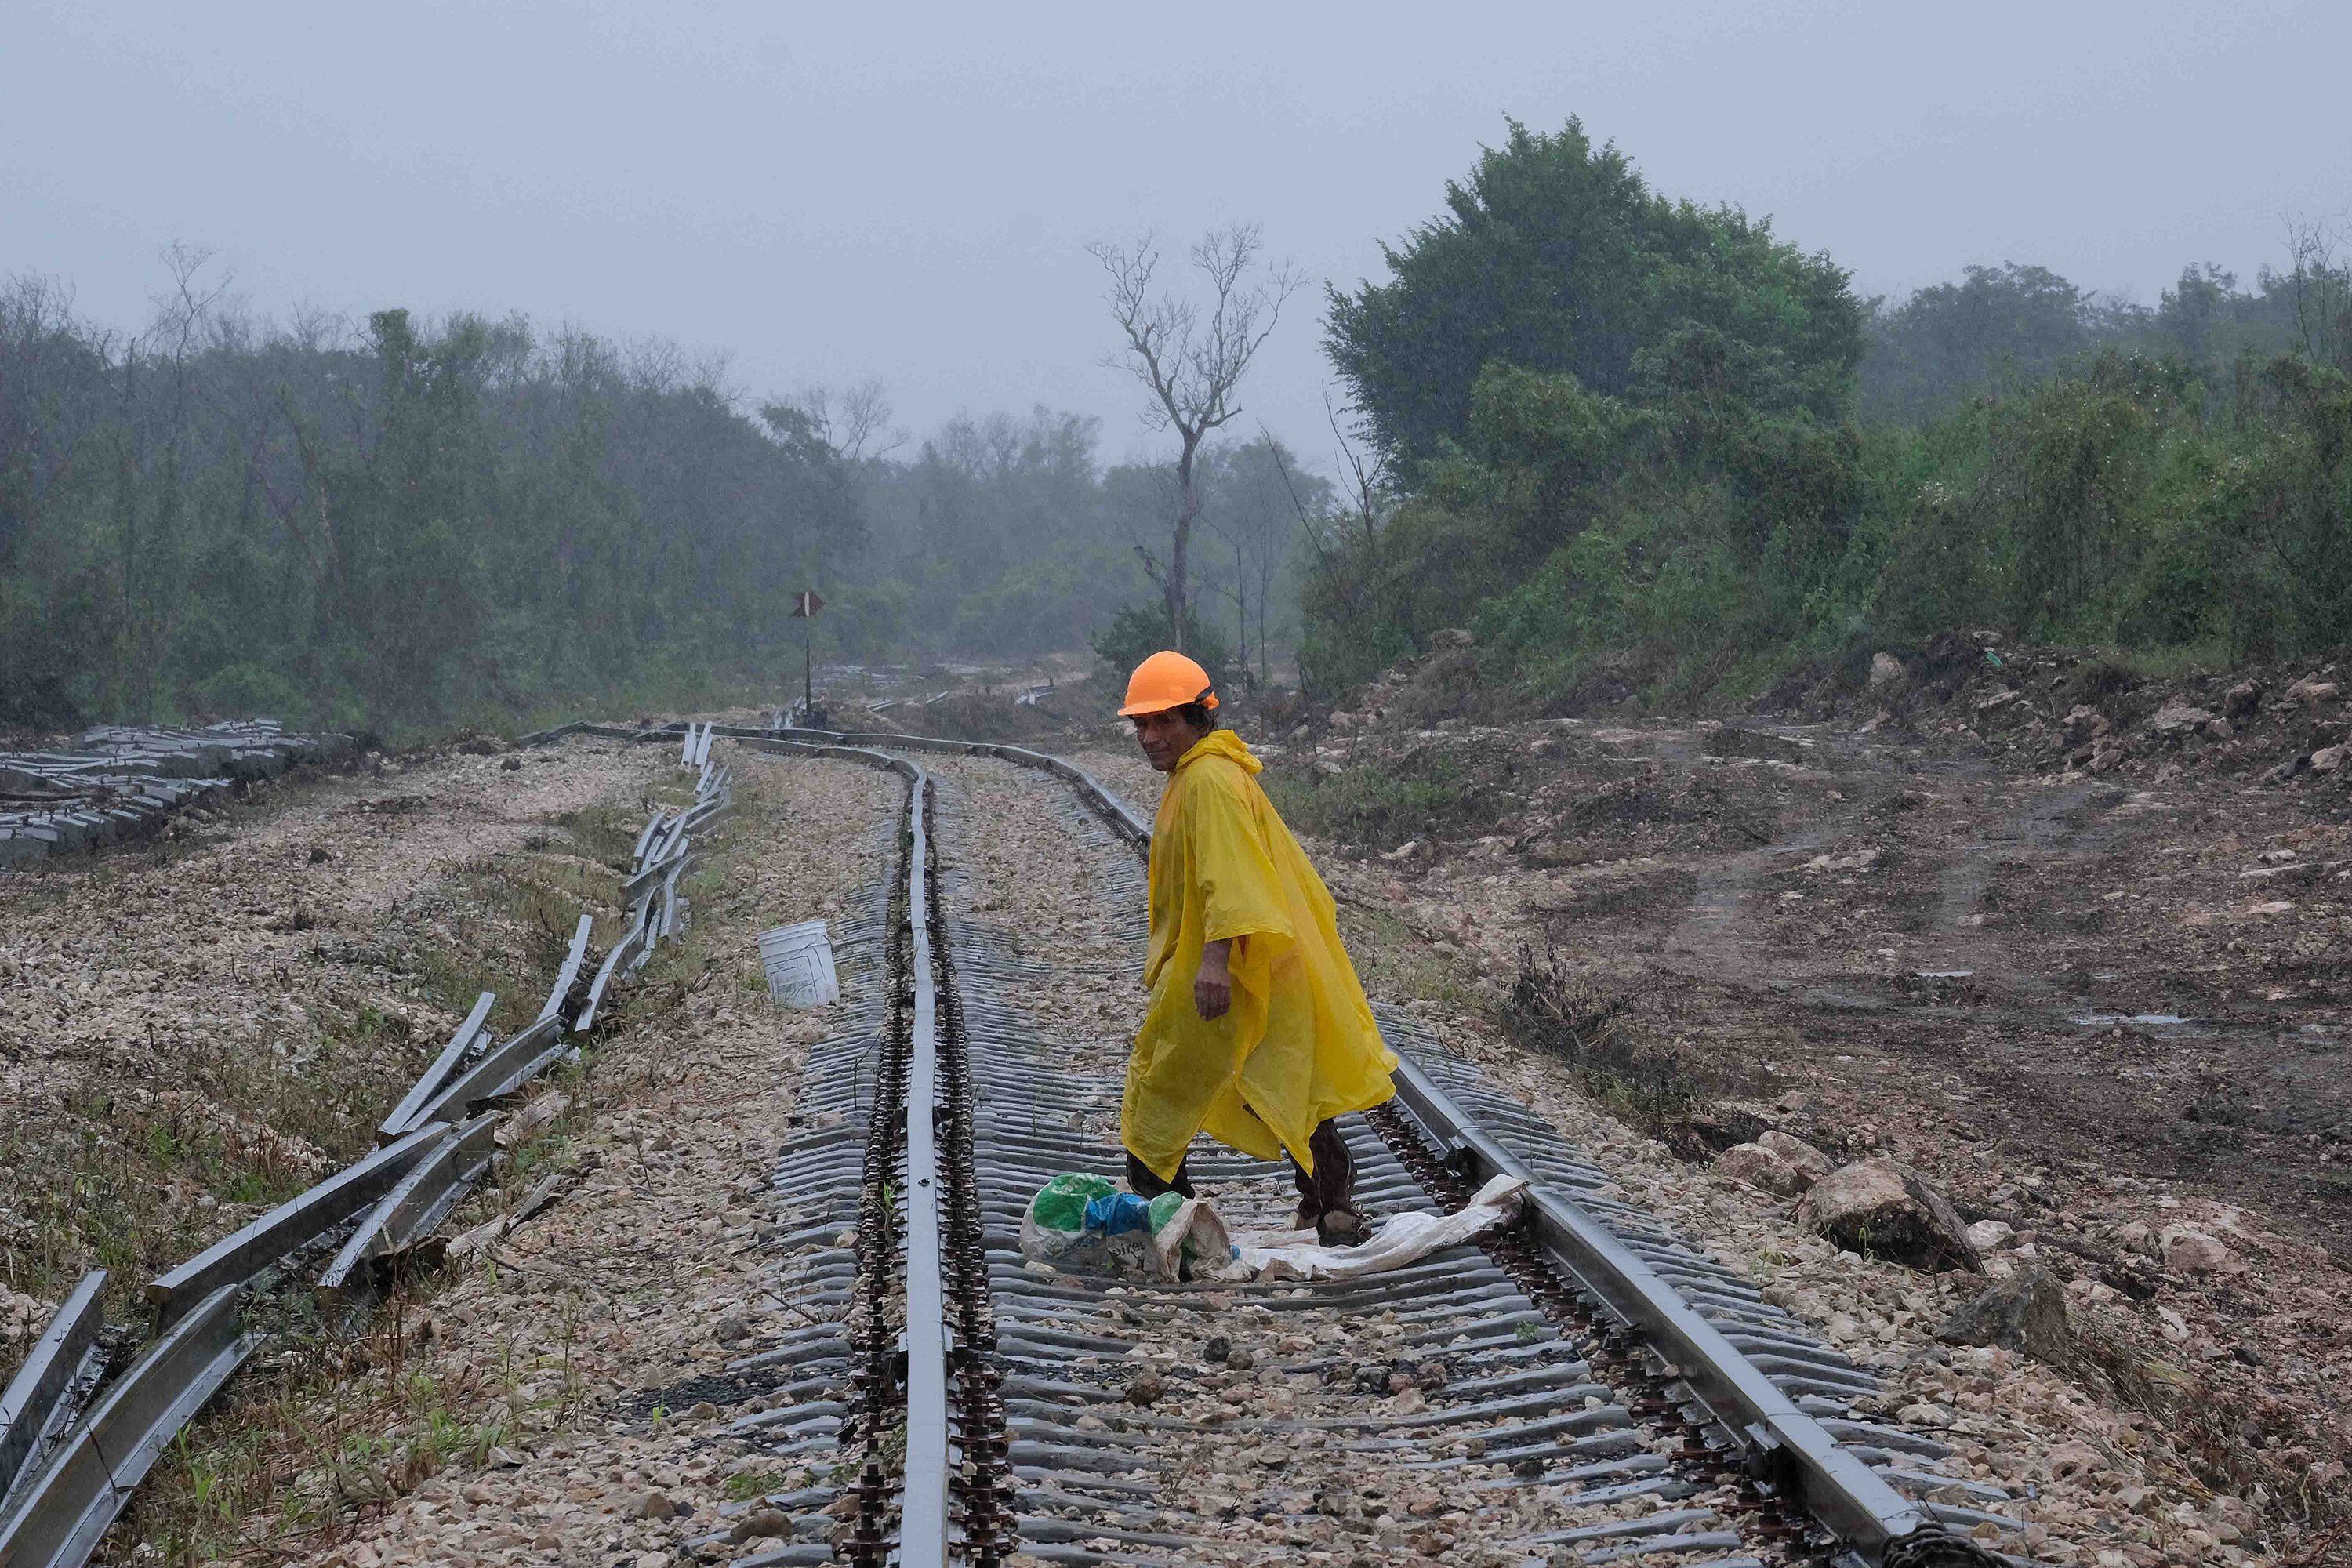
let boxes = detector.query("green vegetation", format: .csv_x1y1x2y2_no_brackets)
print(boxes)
8,123,2349,731
0,271,1313,735
1265,753,1490,850
1305,120,2352,707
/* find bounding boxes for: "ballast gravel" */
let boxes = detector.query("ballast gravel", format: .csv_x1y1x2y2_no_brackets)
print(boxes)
260,743,901,1568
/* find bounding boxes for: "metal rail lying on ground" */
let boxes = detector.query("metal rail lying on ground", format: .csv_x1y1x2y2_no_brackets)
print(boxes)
318,1115,503,1300
0,1284,253,1568
378,991,495,1144
539,915,597,1024
147,1124,448,1329
0,731,744,1566
0,1275,106,1513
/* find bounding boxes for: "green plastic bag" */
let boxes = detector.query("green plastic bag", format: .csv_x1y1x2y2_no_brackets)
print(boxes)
1027,1173,1119,1234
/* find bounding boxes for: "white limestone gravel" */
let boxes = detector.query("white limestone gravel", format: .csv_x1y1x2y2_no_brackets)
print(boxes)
247,742,902,1568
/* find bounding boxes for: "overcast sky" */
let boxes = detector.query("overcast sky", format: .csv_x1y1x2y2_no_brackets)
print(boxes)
9,2,2347,471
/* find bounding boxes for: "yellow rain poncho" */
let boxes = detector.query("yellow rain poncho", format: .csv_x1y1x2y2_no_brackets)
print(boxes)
1122,729,1397,1181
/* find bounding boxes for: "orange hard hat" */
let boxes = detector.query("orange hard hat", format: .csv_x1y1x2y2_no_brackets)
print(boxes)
1118,649,1219,717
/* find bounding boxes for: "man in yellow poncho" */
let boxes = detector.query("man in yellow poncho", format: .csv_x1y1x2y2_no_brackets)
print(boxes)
1117,650,1397,1246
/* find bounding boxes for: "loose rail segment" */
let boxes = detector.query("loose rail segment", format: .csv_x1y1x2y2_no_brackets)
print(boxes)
0,737,731,1568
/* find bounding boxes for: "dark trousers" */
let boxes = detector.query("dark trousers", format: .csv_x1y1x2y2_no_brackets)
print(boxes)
1125,1118,1356,1216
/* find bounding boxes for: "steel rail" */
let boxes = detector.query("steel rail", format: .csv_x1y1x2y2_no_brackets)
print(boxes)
394,1015,564,1135
316,1114,503,1301
578,906,650,1031
377,991,495,1145
538,915,597,1024
0,1283,253,1568
147,1123,447,1329
779,721,1977,1568
0,1273,106,1512
742,737,953,1567
1385,1058,1938,1562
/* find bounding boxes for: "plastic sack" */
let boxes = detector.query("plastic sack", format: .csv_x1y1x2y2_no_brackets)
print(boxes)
1212,1174,1530,1283
1019,1174,1232,1279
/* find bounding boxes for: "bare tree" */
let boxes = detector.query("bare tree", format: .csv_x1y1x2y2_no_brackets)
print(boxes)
2281,216,2352,372
1089,223,1301,652
780,379,904,463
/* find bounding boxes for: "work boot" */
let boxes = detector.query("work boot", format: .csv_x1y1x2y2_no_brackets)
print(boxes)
1288,1120,1361,1245
1126,1150,1195,1200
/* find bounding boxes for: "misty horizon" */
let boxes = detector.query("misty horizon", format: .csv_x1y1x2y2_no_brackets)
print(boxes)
12,2,2348,477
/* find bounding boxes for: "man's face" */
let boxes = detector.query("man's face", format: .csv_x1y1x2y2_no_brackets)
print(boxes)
1131,709,1204,773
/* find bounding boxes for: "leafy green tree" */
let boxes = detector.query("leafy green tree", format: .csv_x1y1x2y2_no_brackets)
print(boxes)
1325,117,1864,473
1860,263,2099,423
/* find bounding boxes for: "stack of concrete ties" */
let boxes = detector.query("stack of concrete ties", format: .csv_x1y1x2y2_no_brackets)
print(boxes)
0,720,348,868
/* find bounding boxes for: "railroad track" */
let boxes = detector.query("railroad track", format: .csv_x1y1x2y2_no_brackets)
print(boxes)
724,728,2030,1568
0,717,2045,1566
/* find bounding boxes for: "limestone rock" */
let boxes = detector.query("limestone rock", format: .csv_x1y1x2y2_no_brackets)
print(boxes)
2148,702,2214,734
1715,1130,1832,1197
1935,1265,2070,1364
1755,1129,1832,1188
2285,674,2339,703
2158,1224,2244,1276
1715,1142,1804,1197
730,1509,790,1541
2060,704,2110,743
1964,1218,2016,1252
2048,1439,2107,1481
2223,678,2263,719
1867,652,1905,689
1795,1158,1982,1272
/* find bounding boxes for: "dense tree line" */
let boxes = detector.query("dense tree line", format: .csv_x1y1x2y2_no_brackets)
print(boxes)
1301,119,2352,705
13,123,2345,735
0,265,1311,734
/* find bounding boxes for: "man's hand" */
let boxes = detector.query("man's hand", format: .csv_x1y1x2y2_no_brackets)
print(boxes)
1193,939,1233,1022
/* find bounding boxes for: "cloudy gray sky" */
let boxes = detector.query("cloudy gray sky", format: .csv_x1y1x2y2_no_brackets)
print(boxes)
9,1,2347,470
